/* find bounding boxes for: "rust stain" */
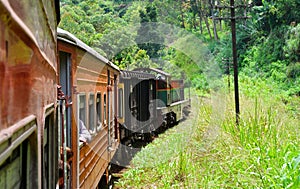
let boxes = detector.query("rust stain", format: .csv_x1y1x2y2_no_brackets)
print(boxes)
7,31,33,66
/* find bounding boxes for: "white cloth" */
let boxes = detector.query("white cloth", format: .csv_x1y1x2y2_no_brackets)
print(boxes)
79,120,92,143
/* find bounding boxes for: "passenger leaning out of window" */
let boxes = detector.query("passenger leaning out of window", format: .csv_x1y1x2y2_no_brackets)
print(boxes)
79,120,92,143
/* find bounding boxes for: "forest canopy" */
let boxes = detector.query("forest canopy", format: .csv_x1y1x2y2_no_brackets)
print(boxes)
59,0,300,96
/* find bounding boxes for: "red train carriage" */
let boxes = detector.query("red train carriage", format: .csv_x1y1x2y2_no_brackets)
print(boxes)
57,28,120,189
0,0,60,188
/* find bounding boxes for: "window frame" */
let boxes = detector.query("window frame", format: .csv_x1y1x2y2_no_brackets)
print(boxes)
43,110,57,189
118,88,124,119
96,92,102,131
0,115,38,188
88,93,96,134
78,93,87,126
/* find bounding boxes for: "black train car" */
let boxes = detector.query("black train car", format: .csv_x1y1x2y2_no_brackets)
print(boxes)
118,70,157,143
133,68,190,128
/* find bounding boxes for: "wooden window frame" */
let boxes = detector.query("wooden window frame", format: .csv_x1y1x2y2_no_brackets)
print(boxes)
78,93,87,126
88,93,96,134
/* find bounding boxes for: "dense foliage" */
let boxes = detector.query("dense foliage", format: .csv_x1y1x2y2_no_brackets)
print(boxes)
59,0,300,97
235,0,300,96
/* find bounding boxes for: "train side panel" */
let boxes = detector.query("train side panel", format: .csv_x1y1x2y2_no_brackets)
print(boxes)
0,1,59,189
58,28,119,189
118,71,157,142
76,53,119,189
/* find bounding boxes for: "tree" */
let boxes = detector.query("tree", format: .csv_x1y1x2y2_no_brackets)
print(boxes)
208,0,219,40
197,0,212,40
136,3,164,58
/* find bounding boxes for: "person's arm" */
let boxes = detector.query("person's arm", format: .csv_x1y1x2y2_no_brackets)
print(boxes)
79,120,92,143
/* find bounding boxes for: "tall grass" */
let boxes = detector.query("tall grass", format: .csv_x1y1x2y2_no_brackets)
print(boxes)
218,75,300,188
221,96,299,188
115,78,300,188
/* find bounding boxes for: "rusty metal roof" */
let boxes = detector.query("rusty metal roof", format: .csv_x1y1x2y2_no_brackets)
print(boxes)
120,70,155,79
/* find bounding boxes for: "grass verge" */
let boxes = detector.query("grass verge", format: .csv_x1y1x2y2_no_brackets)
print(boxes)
115,82,300,188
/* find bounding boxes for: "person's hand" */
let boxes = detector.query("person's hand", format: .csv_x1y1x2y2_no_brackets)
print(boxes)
60,146,72,154
79,136,87,144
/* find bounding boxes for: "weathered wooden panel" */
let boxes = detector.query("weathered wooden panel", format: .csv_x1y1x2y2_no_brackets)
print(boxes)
79,129,109,188
0,0,58,128
7,0,57,67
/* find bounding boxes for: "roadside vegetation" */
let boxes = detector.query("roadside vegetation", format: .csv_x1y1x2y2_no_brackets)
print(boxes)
115,77,300,188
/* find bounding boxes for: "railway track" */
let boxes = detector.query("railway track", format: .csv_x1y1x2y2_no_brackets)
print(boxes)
109,98,194,188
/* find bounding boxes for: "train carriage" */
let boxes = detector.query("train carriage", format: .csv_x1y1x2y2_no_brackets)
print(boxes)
0,0,60,188
118,67,190,144
134,68,190,126
57,28,120,189
118,70,156,142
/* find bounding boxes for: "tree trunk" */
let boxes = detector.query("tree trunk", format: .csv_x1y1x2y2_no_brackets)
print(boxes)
202,0,212,40
199,16,203,34
243,0,247,26
216,0,222,31
211,1,219,40
180,0,186,28
213,18,219,40
195,0,203,34
203,13,212,40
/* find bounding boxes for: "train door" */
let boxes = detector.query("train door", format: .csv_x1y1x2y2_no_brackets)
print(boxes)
114,74,118,140
105,69,112,186
58,51,72,188
59,51,72,147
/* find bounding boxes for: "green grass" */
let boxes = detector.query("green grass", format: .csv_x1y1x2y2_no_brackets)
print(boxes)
115,78,300,189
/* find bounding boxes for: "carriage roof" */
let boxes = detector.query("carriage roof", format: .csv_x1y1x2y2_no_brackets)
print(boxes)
133,67,171,77
120,70,155,79
57,28,119,71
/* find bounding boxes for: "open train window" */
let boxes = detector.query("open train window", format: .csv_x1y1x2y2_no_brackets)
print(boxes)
89,93,96,134
0,140,29,188
130,84,136,108
78,94,86,125
158,80,167,89
96,93,102,131
0,117,38,188
43,111,58,189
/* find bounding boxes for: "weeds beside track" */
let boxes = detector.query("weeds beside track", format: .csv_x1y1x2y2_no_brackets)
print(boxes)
115,88,300,188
